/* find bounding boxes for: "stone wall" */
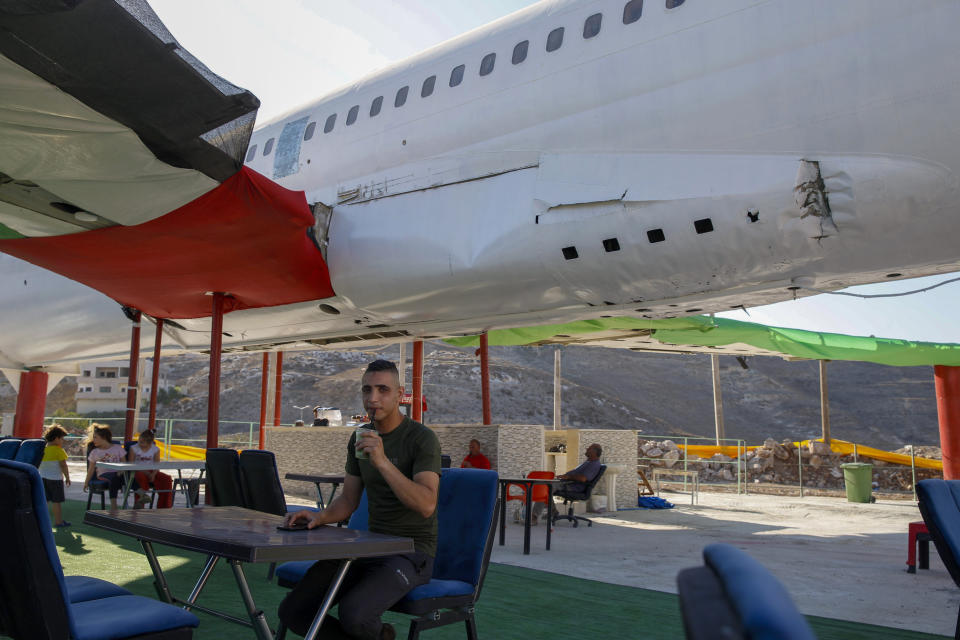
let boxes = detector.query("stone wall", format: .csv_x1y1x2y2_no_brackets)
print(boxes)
539,428,637,510
428,424,500,470
496,424,544,479
266,426,352,499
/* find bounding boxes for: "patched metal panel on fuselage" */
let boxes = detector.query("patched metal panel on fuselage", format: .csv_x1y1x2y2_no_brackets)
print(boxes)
273,116,309,180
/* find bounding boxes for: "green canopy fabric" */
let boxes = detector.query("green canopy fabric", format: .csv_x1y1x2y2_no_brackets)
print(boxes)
445,316,960,367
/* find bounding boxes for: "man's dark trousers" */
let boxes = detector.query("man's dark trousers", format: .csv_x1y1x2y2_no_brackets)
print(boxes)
278,552,433,639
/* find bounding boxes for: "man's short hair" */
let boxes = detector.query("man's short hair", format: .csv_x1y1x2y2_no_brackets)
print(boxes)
469,439,481,446
364,359,400,386
590,443,602,457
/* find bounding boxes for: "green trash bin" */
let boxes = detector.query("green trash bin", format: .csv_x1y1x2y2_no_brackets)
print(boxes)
840,462,873,503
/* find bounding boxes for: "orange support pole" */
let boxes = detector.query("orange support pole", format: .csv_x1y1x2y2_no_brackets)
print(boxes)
274,351,284,426
412,341,424,423
148,318,163,432
13,371,47,438
259,352,269,449
480,333,491,425
935,365,960,479
206,293,224,450
124,310,141,441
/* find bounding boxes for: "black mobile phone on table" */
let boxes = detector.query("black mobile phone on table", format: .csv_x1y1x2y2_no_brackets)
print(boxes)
277,520,310,531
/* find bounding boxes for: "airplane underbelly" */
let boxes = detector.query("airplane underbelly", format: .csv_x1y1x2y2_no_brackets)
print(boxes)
327,152,959,324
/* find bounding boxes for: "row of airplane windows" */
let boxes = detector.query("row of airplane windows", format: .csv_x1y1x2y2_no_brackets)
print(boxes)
246,0,685,163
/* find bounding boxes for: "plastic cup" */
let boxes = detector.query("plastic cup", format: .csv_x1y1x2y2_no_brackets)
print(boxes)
355,427,374,459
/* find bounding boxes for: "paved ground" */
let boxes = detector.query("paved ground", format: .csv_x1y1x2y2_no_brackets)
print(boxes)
65,462,956,636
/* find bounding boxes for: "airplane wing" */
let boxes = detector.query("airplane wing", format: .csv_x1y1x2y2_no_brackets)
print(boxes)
0,0,336,369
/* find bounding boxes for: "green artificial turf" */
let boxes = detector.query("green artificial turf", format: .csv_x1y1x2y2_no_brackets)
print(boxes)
46,500,947,639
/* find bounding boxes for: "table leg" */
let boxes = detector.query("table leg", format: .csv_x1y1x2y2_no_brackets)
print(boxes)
141,540,175,603
499,482,507,546
186,554,220,606
229,560,274,640
120,470,134,509
523,482,532,555
546,485,553,551
329,483,340,505
304,559,353,640
314,482,326,509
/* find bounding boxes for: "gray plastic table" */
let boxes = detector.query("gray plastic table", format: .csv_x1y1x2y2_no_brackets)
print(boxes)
84,506,413,640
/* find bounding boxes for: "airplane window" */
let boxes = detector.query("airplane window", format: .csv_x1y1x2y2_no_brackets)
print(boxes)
583,13,602,38
346,106,359,126
263,138,274,156
395,86,409,107
512,40,529,64
623,0,643,23
324,113,336,133
546,27,564,52
480,53,496,76
245,145,257,162
647,228,665,243
666,0,684,8
421,75,436,98
303,122,316,141
370,96,383,117
449,64,465,87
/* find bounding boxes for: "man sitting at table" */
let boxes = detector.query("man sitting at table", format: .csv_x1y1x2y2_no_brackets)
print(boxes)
460,438,491,469
280,359,441,640
556,443,603,493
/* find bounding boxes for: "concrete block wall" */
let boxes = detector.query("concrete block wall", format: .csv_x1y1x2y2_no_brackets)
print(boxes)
496,424,544,479
538,428,638,510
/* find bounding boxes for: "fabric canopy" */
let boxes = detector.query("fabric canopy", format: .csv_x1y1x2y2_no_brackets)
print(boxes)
445,316,960,367
0,167,334,319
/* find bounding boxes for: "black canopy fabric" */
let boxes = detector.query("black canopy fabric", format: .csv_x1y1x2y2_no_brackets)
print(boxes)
0,0,259,183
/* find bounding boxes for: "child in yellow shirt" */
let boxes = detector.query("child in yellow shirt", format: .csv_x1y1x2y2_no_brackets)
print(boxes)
39,424,72,527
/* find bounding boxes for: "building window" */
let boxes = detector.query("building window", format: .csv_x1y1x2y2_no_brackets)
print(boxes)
623,0,643,23
449,64,465,87
303,122,316,140
395,86,409,107
512,40,529,65
263,138,274,156
546,27,565,52
99,386,111,393
106,372,116,378
370,96,383,117
583,13,602,38
421,75,436,98
324,113,336,133
83,370,91,377
666,0,684,8
120,367,129,376
245,145,257,162
479,53,496,76
346,105,359,126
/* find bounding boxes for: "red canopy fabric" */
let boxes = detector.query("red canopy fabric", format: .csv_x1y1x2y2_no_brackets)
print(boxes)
0,167,334,319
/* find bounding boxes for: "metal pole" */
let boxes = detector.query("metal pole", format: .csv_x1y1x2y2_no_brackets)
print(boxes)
124,310,142,441
258,353,268,449
911,445,918,501
854,442,858,462
798,442,804,498
480,332,491,425
412,341,424,422
553,350,561,430
819,360,831,444
398,343,407,390
148,318,163,432
206,293,224,452
273,351,284,426
711,354,725,445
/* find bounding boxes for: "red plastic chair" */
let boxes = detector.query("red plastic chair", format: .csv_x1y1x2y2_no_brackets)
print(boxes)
506,470,555,508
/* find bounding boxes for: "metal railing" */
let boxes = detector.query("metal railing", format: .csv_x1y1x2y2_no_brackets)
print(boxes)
41,416,260,460
638,434,747,495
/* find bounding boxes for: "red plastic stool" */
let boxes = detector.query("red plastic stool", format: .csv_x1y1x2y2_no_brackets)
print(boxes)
908,521,932,573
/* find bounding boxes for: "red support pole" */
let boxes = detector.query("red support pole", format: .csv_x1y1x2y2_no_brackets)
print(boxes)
412,341,424,423
13,371,48,438
274,351,284,426
935,365,960,480
148,318,163,432
480,332,491,425
207,293,225,450
259,352,269,449
124,310,142,442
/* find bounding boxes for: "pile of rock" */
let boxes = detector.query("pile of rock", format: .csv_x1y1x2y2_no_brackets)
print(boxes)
638,438,941,492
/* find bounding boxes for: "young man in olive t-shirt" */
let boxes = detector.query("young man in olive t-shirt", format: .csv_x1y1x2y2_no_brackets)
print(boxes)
279,359,441,640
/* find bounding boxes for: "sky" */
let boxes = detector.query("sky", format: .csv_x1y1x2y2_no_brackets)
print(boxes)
149,0,960,344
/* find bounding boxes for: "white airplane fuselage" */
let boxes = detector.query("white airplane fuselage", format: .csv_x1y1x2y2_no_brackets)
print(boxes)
4,0,960,369
238,0,960,338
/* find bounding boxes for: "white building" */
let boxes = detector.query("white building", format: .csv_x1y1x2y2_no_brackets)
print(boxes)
75,360,169,415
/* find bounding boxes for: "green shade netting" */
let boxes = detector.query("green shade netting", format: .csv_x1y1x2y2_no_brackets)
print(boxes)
445,316,960,367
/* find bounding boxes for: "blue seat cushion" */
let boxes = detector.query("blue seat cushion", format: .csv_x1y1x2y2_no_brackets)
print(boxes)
64,575,132,603
402,578,473,601
276,560,314,587
391,579,475,616
71,594,199,640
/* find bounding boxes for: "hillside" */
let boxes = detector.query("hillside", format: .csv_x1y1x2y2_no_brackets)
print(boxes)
2,342,938,450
